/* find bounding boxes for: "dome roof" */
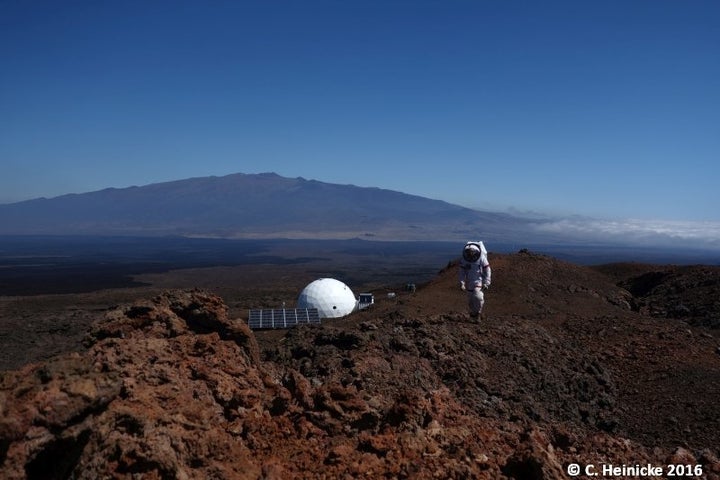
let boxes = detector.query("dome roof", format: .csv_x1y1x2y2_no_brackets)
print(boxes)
297,278,357,319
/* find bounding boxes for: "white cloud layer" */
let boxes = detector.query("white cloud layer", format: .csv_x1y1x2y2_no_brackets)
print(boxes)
533,217,720,249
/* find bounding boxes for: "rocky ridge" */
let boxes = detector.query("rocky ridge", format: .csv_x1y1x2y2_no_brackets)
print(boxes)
1,252,720,479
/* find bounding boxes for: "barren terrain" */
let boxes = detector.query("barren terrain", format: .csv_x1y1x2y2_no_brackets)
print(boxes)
1,249,720,479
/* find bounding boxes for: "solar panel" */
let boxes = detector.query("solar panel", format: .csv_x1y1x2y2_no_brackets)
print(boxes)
247,308,321,330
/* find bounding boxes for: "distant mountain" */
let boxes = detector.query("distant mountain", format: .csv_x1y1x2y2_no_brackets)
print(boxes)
0,173,536,241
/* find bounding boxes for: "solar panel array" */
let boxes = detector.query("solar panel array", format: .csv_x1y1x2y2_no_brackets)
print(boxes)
247,308,321,330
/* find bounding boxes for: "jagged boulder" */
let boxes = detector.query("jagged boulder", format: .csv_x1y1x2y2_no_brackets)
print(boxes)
1,290,266,479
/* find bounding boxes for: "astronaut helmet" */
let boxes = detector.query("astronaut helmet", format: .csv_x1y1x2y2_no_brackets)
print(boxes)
462,243,481,262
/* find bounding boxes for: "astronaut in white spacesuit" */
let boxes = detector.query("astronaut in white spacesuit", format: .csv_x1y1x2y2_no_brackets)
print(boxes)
458,241,492,320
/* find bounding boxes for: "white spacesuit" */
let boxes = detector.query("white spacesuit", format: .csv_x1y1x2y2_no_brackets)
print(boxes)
458,241,492,319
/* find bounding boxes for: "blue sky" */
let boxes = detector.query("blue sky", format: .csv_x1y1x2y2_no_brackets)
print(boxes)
2,1,719,229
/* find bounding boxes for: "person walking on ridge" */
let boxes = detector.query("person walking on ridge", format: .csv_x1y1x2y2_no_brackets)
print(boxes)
458,241,492,321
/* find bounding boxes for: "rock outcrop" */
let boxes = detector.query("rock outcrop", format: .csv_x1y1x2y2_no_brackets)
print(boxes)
2,254,720,479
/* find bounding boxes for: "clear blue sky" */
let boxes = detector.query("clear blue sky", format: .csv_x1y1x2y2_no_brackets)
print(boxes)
2,0,719,224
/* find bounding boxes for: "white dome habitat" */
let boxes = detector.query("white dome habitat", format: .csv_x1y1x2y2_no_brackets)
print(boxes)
297,278,357,319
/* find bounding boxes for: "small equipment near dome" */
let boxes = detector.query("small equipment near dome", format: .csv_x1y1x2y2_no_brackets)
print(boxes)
358,293,374,310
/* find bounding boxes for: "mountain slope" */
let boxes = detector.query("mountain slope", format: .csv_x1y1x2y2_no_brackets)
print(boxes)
1,253,719,478
0,173,530,240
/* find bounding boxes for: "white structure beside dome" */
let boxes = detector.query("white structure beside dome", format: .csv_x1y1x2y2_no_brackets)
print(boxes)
297,278,357,319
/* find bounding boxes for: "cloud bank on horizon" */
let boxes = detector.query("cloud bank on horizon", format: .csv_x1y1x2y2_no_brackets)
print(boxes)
534,217,720,249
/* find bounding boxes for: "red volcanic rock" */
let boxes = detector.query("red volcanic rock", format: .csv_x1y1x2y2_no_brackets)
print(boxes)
2,254,720,479
1,290,266,479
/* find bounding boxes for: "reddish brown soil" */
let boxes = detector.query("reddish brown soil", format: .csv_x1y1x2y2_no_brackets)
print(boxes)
1,251,719,479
